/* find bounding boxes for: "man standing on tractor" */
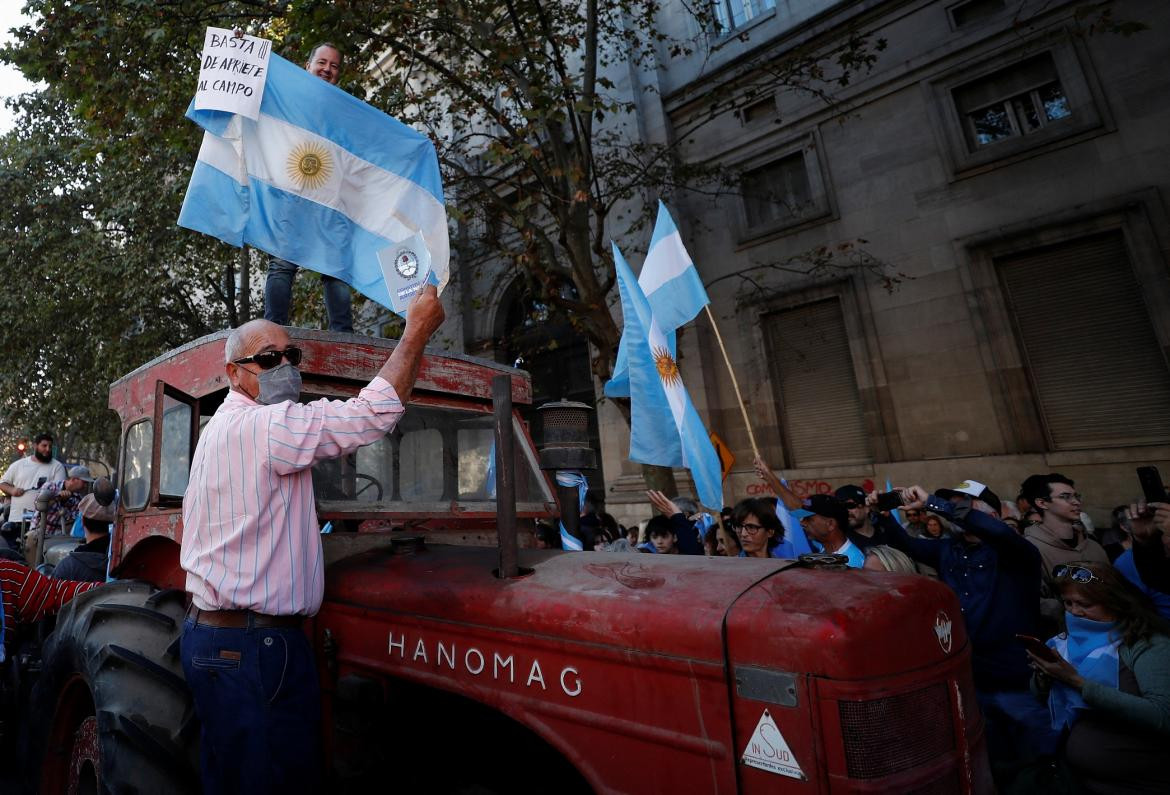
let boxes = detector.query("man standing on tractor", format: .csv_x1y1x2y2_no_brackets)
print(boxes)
262,42,355,333
179,284,443,794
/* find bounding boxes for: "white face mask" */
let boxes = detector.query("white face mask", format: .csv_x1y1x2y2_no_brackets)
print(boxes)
255,363,302,405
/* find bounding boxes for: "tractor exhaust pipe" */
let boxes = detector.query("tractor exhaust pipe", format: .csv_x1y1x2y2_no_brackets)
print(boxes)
492,374,519,579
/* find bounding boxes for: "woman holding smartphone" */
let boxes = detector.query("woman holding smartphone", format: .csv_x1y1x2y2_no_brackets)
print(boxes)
1029,560,1170,793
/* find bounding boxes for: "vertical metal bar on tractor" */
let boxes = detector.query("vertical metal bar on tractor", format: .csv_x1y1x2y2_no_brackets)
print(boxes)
492,374,519,578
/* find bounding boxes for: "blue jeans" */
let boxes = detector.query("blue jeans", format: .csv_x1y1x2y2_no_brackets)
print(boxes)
181,618,321,794
264,257,353,333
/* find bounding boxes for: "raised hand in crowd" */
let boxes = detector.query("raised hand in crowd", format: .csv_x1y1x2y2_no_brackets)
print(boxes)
646,489,682,518
1124,501,1170,601
644,490,703,555
752,456,802,511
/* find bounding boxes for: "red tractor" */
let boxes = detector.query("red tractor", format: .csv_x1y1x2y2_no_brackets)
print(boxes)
20,329,991,793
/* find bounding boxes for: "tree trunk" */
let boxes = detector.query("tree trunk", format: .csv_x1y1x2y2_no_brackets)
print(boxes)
641,464,679,498
239,246,251,321
607,397,681,497
224,259,238,328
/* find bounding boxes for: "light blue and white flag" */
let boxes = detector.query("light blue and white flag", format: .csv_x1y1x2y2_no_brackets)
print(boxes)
179,53,448,316
606,201,709,399
607,242,723,511
642,200,710,331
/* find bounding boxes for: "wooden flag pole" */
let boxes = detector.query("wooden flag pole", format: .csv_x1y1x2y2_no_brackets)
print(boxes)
703,304,760,460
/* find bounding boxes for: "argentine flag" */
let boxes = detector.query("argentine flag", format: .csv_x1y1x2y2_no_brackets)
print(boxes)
606,201,709,398
610,242,723,511
178,53,448,313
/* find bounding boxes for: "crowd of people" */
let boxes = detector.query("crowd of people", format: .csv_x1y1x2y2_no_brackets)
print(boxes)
539,462,1170,794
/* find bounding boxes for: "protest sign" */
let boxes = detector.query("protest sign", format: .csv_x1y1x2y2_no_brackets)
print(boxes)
193,27,272,120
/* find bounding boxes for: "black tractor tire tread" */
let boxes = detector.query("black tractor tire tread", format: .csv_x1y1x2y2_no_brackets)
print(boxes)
109,711,195,779
92,602,177,630
27,582,198,794
145,588,187,610
100,643,189,695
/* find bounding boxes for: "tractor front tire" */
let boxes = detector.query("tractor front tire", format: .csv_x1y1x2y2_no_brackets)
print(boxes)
27,582,199,794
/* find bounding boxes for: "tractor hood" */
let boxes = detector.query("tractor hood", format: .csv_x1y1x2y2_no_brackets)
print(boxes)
324,544,966,678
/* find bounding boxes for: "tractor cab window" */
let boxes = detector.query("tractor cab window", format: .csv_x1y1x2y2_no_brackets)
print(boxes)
159,395,193,497
311,402,551,509
121,420,152,511
153,382,198,504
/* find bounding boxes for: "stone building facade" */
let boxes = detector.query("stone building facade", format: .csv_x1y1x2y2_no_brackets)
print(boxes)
450,0,1170,526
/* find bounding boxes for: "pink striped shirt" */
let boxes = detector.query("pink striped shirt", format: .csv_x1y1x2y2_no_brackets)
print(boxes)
180,377,404,615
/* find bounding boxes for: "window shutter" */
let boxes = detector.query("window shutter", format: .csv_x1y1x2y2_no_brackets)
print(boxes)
997,232,1170,449
764,298,873,466
954,53,1060,113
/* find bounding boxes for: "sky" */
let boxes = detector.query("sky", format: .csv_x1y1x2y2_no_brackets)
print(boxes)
0,1,38,135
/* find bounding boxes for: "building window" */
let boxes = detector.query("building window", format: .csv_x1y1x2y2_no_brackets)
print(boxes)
930,41,1106,175
741,152,812,230
763,298,873,467
949,0,1006,28
740,94,777,125
997,231,1170,450
954,54,1072,151
713,0,776,33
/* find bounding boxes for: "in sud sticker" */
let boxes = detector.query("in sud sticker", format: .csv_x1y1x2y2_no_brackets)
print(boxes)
741,709,805,780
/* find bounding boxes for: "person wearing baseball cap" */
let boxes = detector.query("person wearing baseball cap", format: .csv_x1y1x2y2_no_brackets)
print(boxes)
34,465,96,537
835,483,893,550
52,493,114,583
934,479,1002,514
803,494,865,568
873,481,1055,777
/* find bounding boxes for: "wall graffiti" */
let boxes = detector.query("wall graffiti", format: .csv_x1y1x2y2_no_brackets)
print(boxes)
744,478,875,500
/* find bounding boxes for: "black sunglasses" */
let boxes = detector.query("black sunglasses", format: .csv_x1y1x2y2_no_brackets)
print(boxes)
1053,564,1099,584
233,346,303,370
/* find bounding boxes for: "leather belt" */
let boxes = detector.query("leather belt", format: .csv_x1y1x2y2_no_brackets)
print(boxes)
186,605,304,629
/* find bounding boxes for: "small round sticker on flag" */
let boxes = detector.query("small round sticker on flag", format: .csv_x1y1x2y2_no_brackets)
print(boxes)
394,249,419,278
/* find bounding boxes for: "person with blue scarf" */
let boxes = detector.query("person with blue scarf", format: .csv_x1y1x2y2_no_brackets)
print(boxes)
1030,560,1170,794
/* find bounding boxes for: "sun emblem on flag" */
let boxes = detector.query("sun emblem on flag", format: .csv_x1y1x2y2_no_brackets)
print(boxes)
653,346,681,387
286,142,333,190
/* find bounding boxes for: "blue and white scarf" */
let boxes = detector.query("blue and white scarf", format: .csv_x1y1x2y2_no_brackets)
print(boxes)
1047,613,1121,731
556,471,588,551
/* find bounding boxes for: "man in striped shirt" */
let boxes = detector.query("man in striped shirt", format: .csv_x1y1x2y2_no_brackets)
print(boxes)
180,284,443,794
0,559,100,663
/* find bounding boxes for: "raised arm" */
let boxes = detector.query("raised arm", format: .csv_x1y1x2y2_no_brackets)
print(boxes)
866,488,942,569
753,456,802,511
378,284,445,403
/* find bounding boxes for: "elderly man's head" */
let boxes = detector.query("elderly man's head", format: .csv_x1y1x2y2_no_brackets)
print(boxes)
225,319,300,402
306,43,342,85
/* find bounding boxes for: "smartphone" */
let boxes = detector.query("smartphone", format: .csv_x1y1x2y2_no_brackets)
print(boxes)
36,477,47,489
1138,466,1168,505
873,491,903,512
1016,634,1058,663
